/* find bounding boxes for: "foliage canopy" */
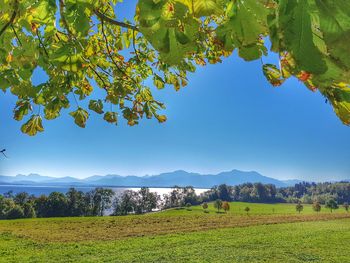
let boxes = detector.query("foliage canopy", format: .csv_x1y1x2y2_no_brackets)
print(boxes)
1,0,350,135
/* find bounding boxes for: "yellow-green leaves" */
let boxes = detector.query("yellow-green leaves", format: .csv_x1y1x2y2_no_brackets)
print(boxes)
323,87,350,125
216,0,268,60
21,115,44,136
88,99,104,114
14,100,32,121
155,114,167,123
2,0,350,135
70,108,89,128
103,112,118,124
138,0,199,65
263,64,285,87
181,0,225,17
316,0,350,71
279,0,327,74
153,74,165,89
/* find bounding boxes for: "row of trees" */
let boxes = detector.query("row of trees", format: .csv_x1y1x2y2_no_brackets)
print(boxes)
0,188,114,219
1,182,350,219
198,182,350,205
0,187,161,220
296,200,349,213
279,182,350,204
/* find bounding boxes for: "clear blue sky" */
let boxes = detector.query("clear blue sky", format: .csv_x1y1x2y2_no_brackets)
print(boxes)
0,1,349,181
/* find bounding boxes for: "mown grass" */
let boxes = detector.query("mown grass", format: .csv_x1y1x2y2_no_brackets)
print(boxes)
0,202,349,262
159,201,348,216
0,219,349,262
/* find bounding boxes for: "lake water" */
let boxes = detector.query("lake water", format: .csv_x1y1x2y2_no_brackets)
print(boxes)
0,185,209,197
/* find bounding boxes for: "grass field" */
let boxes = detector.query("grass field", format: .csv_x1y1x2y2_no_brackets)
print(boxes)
0,202,349,262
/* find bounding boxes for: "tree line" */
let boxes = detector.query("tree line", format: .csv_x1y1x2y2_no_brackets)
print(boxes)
1,181,350,219
199,182,350,205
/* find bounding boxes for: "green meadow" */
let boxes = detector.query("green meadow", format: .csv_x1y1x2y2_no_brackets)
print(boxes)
0,202,349,262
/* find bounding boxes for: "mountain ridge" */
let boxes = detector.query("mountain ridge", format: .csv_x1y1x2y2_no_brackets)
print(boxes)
0,170,304,188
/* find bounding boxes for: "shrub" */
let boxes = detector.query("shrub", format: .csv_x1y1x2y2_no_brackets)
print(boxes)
6,205,25,219
202,202,208,212
296,202,303,213
343,202,349,212
325,199,338,213
222,202,230,213
312,201,321,213
214,199,223,213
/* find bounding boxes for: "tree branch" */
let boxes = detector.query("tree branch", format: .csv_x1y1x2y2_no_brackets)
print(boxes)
93,9,138,31
59,0,74,38
0,0,18,38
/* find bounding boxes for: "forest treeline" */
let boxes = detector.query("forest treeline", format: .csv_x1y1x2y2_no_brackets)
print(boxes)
0,181,349,219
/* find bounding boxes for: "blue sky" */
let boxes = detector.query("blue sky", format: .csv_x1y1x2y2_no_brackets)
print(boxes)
0,1,349,181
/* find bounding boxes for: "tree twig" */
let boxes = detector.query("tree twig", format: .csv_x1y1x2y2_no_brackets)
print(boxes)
100,19,137,85
0,0,18,38
11,25,22,46
94,9,138,31
59,0,74,38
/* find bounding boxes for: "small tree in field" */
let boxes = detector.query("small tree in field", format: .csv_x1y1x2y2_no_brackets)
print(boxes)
343,202,349,212
296,202,303,214
325,199,338,213
186,203,192,211
244,207,250,215
202,202,208,213
214,199,223,213
222,202,230,213
312,201,321,213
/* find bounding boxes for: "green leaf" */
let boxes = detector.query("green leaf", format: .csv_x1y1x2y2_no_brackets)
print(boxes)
21,115,44,136
262,64,285,87
103,111,118,124
180,0,226,17
216,0,268,56
155,114,167,123
323,87,350,125
70,108,89,128
153,74,165,89
138,0,199,65
315,0,350,70
279,0,327,74
89,99,104,114
14,100,32,121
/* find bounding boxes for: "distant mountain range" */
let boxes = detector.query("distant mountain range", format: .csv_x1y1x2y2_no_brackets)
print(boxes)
0,170,304,188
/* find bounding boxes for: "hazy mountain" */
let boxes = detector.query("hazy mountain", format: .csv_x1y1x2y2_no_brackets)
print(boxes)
0,170,300,188
0,174,53,183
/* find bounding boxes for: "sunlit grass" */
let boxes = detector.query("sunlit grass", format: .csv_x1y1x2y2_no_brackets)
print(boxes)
0,202,349,262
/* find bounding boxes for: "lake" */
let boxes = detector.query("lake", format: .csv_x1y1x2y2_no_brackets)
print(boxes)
0,185,209,197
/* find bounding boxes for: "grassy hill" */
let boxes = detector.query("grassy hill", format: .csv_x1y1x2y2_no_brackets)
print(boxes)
0,202,349,262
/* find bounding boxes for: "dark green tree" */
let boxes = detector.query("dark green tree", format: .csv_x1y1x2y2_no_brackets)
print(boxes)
325,199,339,213
6,205,25,219
312,201,321,213
296,202,304,214
214,199,223,213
